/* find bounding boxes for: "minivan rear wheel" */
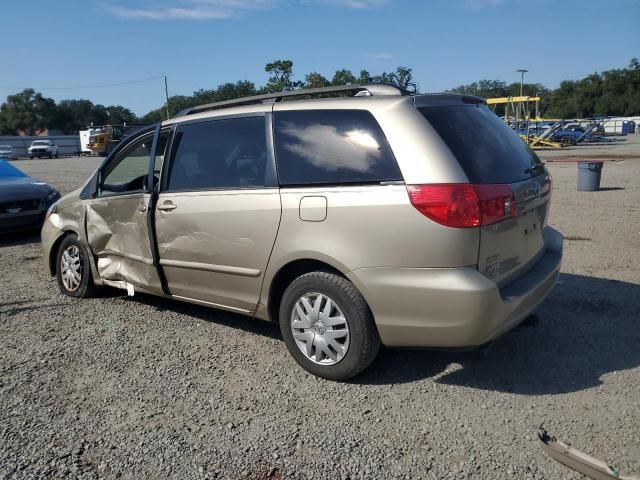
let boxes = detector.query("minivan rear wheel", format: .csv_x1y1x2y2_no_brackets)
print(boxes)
279,272,380,380
56,235,97,298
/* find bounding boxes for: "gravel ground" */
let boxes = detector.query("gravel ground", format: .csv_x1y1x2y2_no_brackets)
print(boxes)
1,137,639,479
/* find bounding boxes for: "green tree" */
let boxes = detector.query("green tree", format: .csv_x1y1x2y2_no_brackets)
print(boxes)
331,69,356,86
0,88,56,135
357,70,372,84
304,72,330,89
141,80,258,123
49,100,136,133
51,99,95,133
393,66,415,90
129,58,638,123
194,80,257,104
264,60,301,92
105,105,138,126
450,79,509,97
141,95,197,123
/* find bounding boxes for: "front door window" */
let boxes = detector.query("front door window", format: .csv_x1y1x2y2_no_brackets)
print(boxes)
99,134,154,196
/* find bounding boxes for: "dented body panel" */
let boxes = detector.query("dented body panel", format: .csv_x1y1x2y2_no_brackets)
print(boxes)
86,193,162,293
41,189,104,285
155,188,281,312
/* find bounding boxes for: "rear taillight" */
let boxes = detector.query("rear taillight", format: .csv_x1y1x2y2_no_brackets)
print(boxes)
407,183,517,228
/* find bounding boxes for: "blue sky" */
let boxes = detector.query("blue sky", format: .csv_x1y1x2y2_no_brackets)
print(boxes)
1,0,638,115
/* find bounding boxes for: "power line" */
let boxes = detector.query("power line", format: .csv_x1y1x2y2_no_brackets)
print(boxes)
0,75,164,90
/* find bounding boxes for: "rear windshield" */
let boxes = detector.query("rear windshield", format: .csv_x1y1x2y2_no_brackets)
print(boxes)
419,105,545,184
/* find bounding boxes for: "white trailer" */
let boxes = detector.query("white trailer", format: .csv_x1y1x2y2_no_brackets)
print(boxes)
79,130,92,155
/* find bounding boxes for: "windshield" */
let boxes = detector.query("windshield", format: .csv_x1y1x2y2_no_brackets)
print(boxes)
0,160,27,178
32,141,49,146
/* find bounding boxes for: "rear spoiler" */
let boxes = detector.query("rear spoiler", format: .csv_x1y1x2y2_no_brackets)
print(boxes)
413,93,486,108
538,428,640,480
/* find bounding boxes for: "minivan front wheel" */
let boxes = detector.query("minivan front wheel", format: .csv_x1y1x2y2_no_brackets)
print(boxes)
279,272,380,380
56,235,96,298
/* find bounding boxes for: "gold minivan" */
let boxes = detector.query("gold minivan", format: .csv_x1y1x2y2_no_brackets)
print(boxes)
42,85,563,380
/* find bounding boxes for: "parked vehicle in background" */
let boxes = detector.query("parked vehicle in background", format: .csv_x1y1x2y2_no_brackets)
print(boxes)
87,124,146,156
79,130,93,155
41,84,563,380
0,159,60,233
28,140,59,159
0,145,18,160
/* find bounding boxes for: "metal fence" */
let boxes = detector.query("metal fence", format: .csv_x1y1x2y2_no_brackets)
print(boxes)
0,135,81,157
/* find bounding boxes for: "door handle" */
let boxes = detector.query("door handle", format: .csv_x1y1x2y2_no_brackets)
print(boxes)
157,202,177,212
138,205,147,213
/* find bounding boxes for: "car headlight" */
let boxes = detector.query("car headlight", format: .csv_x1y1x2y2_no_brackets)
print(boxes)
45,201,58,221
45,190,60,203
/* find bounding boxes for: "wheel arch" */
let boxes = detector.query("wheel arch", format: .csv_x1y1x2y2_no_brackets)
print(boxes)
266,258,346,324
47,228,82,275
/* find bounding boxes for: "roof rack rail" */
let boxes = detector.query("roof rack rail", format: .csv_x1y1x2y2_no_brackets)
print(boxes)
175,83,411,117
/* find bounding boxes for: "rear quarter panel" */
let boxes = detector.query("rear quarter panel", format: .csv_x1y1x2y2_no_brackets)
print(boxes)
261,185,480,309
262,98,481,316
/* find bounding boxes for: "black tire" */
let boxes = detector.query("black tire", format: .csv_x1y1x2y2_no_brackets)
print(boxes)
279,271,381,381
55,152,59,158
49,153,53,159
29,155,33,159
55,234,97,298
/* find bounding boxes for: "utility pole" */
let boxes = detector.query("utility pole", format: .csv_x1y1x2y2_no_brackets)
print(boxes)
516,69,528,97
163,74,170,120
515,69,528,125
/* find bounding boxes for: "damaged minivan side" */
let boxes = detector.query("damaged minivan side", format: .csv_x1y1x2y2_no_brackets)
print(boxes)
42,84,563,380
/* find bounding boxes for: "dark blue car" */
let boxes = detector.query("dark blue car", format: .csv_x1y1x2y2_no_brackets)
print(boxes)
0,159,60,233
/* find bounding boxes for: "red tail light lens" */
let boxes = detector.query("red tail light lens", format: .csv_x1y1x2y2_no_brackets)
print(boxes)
407,184,517,228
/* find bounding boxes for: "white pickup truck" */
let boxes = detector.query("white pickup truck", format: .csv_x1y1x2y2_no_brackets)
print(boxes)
28,140,59,159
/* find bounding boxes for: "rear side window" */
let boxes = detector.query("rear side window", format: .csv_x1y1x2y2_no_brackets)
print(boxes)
274,110,402,186
419,105,545,184
166,116,268,191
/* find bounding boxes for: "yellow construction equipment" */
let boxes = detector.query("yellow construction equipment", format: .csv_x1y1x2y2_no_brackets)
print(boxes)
486,95,565,149
87,126,114,156
486,96,542,122
87,124,144,156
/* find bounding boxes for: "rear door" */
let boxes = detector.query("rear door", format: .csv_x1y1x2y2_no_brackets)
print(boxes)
419,103,551,287
155,112,281,313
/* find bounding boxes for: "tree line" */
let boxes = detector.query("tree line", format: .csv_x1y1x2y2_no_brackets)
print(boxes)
140,61,417,124
0,61,415,135
450,58,640,118
1,59,638,135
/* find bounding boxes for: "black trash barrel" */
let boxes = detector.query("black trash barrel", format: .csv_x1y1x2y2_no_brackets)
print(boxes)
577,161,603,191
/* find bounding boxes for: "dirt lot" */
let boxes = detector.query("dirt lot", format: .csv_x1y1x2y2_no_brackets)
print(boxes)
1,137,639,479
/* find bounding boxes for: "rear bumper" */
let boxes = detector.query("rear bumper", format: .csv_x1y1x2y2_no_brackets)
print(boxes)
347,227,563,348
